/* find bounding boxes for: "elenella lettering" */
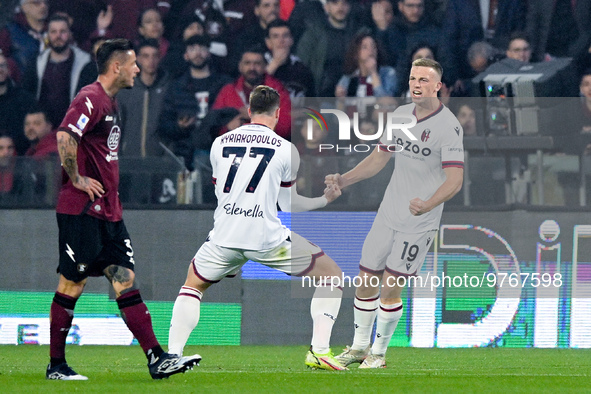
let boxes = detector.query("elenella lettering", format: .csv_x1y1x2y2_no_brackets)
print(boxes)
223,203,264,218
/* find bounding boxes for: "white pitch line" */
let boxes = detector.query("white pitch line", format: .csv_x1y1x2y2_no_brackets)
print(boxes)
186,370,589,377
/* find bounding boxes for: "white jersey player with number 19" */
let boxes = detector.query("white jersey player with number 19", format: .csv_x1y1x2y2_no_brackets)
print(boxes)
168,85,348,371
327,59,464,369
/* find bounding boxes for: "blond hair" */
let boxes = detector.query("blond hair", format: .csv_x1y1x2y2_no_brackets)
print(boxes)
412,58,443,79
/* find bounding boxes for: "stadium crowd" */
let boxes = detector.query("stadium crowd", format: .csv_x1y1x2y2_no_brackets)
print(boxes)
1,0,591,205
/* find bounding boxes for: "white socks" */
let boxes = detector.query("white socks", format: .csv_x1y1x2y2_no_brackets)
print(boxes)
168,286,203,356
310,284,342,354
371,301,403,355
351,295,379,351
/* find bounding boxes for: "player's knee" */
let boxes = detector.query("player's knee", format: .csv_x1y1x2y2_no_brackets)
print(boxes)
318,255,342,277
57,275,86,297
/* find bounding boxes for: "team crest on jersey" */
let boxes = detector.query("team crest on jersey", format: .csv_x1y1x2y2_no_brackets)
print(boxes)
107,126,121,150
421,129,431,142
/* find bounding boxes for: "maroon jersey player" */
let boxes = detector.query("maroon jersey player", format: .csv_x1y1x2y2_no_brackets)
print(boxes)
47,38,200,381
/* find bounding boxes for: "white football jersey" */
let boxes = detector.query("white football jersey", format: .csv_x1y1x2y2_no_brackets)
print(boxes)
378,102,464,233
208,123,295,250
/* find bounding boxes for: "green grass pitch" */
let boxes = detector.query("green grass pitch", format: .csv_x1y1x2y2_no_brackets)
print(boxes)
1,345,589,393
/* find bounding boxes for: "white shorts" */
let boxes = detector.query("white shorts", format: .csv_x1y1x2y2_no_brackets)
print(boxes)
360,215,437,277
192,232,324,282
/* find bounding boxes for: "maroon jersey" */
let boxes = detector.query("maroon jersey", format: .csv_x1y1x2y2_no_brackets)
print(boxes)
56,82,123,221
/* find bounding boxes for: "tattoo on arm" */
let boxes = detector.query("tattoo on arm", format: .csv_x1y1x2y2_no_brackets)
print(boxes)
105,265,132,284
57,132,80,182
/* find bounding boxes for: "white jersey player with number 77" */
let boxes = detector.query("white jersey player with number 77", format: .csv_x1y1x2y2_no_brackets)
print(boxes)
168,85,348,371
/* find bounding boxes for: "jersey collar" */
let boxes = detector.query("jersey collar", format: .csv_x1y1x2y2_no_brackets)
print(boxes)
412,101,444,124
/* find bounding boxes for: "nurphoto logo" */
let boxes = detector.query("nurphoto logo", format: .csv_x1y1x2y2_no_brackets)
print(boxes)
303,104,417,153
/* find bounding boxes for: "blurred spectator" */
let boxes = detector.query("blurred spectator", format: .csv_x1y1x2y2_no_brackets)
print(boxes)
158,35,232,167
443,0,526,82
160,14,228,78
467,41,497,76
505,32,532,63
23,108,57,157
117,39,170,157
0,133,35,204
335,32,397,97
91,1,171,44
264,20,314,98
368,0,395,33
23,107,59,202
160,15,206,79
76,36,106,94
454,102,477,136
296,0,358,96
212,47,291,138
136,8,169,58
159,34,233,202
22,13,91,127
48,0,104,51
7,0,48,74
378,0,451,86
231,0,280,75
0,50,35,155
564,70,591,140
288,0,326,46
0,133,17,195
526,0,591,63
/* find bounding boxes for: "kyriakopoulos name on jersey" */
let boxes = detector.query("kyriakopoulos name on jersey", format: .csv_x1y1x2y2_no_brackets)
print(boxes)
220,133,282,147
223,203,264,218
318,143,403,153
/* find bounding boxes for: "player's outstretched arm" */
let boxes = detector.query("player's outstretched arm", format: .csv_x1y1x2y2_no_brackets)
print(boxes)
325,146,391,189
277,183,341,213
57,131,104,201
409,166,463,216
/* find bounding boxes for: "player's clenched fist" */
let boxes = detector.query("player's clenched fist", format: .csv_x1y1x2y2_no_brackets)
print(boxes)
325,173,343,188
409,197,430,216
323,184,341,203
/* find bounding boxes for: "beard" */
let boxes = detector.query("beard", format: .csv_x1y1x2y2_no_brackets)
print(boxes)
189,58,209,70
50,43,69,54
244,73,264,87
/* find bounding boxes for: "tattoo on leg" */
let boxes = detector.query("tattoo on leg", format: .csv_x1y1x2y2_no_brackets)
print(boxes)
105,266,132,284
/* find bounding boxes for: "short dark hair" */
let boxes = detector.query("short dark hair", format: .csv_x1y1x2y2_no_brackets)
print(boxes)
184,34,211,51
412,57,443,79
96,38,134,75
249,85,280,115
25,106,51,123
241,44,266,61
136,38,160,53
48,13,71,29
265,19,290,38
506,31,530,50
